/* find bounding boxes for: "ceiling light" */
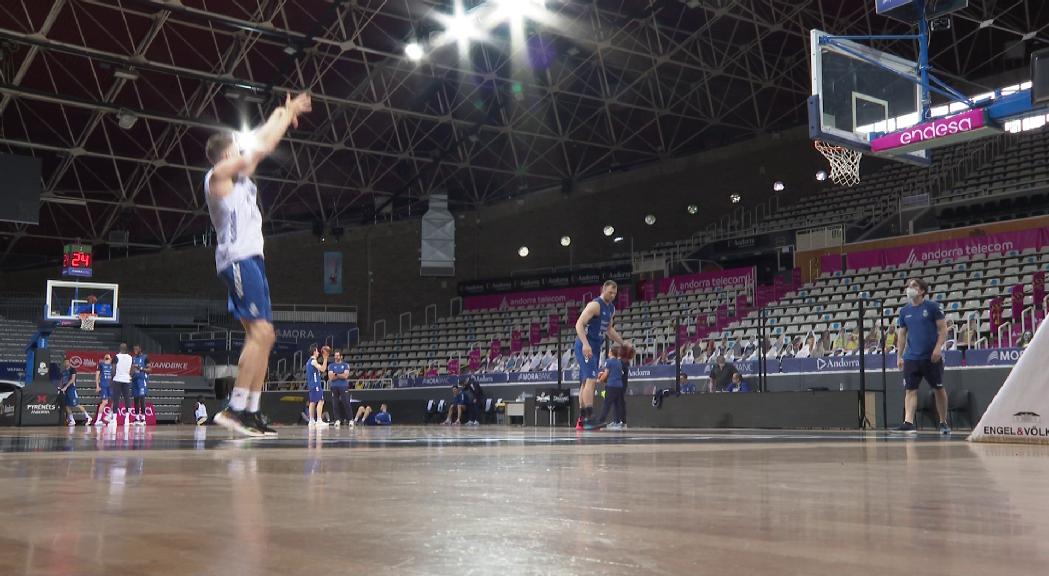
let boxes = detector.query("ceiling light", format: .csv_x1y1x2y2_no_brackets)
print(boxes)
816,170,828,182
773,181,785,192
613,236,624,243
235,130,259,154
644,214,656,225
560,236,571,247
603,225,615,237
687,204,698,215
116,112,138,130
405,42,424,61
730,194,742,204
518,246,530,257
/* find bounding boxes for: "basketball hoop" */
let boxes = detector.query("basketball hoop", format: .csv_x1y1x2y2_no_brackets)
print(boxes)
814,140,863,188
79,312,97,332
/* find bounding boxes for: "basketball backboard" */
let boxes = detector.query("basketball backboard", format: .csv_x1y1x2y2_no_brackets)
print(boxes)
809,29,930,165
45,280,119,324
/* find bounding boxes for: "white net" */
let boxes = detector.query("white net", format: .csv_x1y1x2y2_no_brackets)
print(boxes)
814,140,863,188
79,313,97,331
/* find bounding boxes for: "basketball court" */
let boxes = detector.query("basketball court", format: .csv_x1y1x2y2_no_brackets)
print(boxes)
4,0,1049,575
1,426,1048,576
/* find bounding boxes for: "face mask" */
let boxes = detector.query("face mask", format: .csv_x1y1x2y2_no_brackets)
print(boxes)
906,287,920,300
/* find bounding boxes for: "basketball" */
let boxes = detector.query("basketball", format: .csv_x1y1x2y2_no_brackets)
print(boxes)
620,343,635,362
321,345,331,355
86,295,98,304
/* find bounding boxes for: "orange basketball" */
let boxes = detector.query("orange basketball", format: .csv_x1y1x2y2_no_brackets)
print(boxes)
321,345,332,355
86,295,98,304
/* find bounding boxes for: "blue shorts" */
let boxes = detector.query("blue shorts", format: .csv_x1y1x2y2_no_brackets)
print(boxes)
65,388,79,407
219,256,272,322
99,384,111,400
308,387,324,403
902,359,944,390
574,339,601,382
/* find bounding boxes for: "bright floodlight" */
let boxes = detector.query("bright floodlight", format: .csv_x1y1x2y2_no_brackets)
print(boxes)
405,42,424,61
613,236,624,243
730,194,742,204
773,181,785,192
603,225,615,237
687,204,698,215
495,0,546,22
644,214,656,225
518,246,530,257
560,236,571,247
234,129,259,154
443,2,480,43
816,170,828,182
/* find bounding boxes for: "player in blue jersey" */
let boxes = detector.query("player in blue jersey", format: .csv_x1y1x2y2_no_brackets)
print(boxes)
59,360,92,426
207,91,312,437
895,277,950,435
574,280,629,430
94,353,114,426
306,344,330,428
326,349,353,427
130,345,151,427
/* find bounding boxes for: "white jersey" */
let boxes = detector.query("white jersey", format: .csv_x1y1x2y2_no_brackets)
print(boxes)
114,353,133,383
204,169,265,272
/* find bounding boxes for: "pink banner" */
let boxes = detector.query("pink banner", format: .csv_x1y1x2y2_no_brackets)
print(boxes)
847,228,1048,270
447,358,460,375
870,108,988,154
1011,284,1024,323
820,254,843,275
468,348,481,371
490,339,502,359
511,330,523,353
716,304,728,325
1034,272,1046,311
529,322,541,346
548,314,560,337
990,297,1004,335
658,267,755,296
66,351,203,376
465,285,607,311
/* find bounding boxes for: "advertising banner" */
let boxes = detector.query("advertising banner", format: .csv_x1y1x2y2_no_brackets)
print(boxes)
657,267,755,296
847,228,1047,269
65,351,203,377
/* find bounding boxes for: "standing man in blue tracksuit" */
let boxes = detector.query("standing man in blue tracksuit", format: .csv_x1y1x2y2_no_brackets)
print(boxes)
574,280,630,430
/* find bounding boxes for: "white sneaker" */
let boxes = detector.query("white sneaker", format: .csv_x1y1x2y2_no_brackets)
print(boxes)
333,420,341,428
67,419,76,426
94,418,104,427
307,420,316,427
85,416,93,426
348,420,356,427
315,420,328,428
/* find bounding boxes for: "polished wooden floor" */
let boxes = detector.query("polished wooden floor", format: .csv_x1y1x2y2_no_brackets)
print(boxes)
1,425,1047,576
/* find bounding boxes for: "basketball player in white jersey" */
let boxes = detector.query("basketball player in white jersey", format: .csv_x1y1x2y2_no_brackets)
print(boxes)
113,343,133,427
206,92,312,437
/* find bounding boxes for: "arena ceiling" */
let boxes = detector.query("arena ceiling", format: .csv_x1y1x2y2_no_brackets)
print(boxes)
0,0,1046,268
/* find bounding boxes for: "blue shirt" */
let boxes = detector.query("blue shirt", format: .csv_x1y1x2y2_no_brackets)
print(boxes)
453,391,467,405
306,358,323,389
604,358,625,388
328,361,350,388
98,363,113,387
581,297,615,347
897,300,944,361
132,354,148,382
373,411,392,425
61,367,76,390
726,381,751,393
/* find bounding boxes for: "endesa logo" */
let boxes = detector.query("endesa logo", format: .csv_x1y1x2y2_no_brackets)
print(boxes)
871,109,986,153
